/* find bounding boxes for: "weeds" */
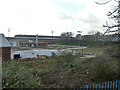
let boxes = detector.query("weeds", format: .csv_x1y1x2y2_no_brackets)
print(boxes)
91,55,118,82
2,61,41,88
2,46,119,88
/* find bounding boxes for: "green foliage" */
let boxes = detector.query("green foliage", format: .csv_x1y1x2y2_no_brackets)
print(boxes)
92,55,118,82
2,61,41,88
103,45,120,79
2,46,119,88
53,51,75,69
104,45,120,58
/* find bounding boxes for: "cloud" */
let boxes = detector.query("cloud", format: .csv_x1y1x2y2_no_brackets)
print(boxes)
58,11,74,20
79,13,101,24
0,0,117,37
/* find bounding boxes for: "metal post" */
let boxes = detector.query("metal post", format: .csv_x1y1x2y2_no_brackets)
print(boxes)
52,30,53,44
77,31,82,54
36,34,38,47
8,28,10,37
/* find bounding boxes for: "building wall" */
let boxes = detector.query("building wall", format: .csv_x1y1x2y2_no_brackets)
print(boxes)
0,47,11,62
9,41,17,47
7,38,19,47
7,35,60,47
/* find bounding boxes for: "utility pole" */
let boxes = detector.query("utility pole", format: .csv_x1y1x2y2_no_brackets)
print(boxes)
36,34,38,48
8,28,10,37
51,30,53,44
77,31,82,55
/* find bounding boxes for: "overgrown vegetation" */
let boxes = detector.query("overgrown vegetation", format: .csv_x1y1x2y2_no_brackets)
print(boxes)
91,55,118,82
2,44,119,88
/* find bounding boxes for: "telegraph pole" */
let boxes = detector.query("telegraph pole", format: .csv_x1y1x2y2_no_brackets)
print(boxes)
8,28,10,37
36,34,38,47
77,31,82,55
51,30,53,44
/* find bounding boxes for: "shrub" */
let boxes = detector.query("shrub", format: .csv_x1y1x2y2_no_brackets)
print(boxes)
2,61,41,88
60,51,75,63
53,51,75,69
92,55,118,82
104,45,120,58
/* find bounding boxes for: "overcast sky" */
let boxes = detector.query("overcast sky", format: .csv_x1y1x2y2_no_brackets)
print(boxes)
0,0,117,37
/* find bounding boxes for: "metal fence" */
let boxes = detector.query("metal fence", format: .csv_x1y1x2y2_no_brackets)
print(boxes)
75,80,120,90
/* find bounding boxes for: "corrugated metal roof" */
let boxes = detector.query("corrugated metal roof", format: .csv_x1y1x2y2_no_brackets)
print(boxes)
0,34,11,47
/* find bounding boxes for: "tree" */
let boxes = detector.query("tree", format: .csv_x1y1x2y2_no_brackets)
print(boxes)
60,32,74,38
87,30,103,35
96,0,120,35
87,30,98,35
60,32,75,44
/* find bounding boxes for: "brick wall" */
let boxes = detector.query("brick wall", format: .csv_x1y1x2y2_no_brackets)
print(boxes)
0,47,11,62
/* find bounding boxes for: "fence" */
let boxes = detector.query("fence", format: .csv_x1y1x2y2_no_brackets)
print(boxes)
75,80,120,90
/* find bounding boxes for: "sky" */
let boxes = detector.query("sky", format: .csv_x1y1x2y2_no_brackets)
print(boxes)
0,0,117,37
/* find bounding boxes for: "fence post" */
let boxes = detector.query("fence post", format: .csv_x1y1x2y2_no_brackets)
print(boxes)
93,84,94,90
102,83,103,90
99,83,100,90
105,82,106,90
118,80,120,90
110,81,112,90
115,80,117,90
85,85,88,90
107,81,109,90
90,85,91,90
83,87,85,90
96,84,97,90
80,87,82,90
113,81,115,89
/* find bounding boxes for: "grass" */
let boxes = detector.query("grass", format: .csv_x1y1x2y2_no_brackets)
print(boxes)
2,45,119,88
73,47,104,56
82,47,104,55
56,43,79,46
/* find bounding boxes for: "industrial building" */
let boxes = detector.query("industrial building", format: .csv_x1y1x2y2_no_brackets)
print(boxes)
7,34,61,47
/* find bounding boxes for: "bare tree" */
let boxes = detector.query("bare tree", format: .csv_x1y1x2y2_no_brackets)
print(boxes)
96,0,120,35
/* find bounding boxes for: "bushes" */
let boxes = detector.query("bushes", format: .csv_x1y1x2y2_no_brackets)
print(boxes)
2,47,119,88
2,61,41,88
104,45,120,58
92,55,118,82
53,51,75,69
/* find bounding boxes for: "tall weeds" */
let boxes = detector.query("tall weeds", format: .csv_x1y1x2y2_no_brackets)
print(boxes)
92,55,118,82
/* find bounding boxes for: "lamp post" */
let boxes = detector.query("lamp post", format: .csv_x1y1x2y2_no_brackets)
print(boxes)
8,28,10,37
51,30,53,48
77,31,83,55
36,34,38,47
